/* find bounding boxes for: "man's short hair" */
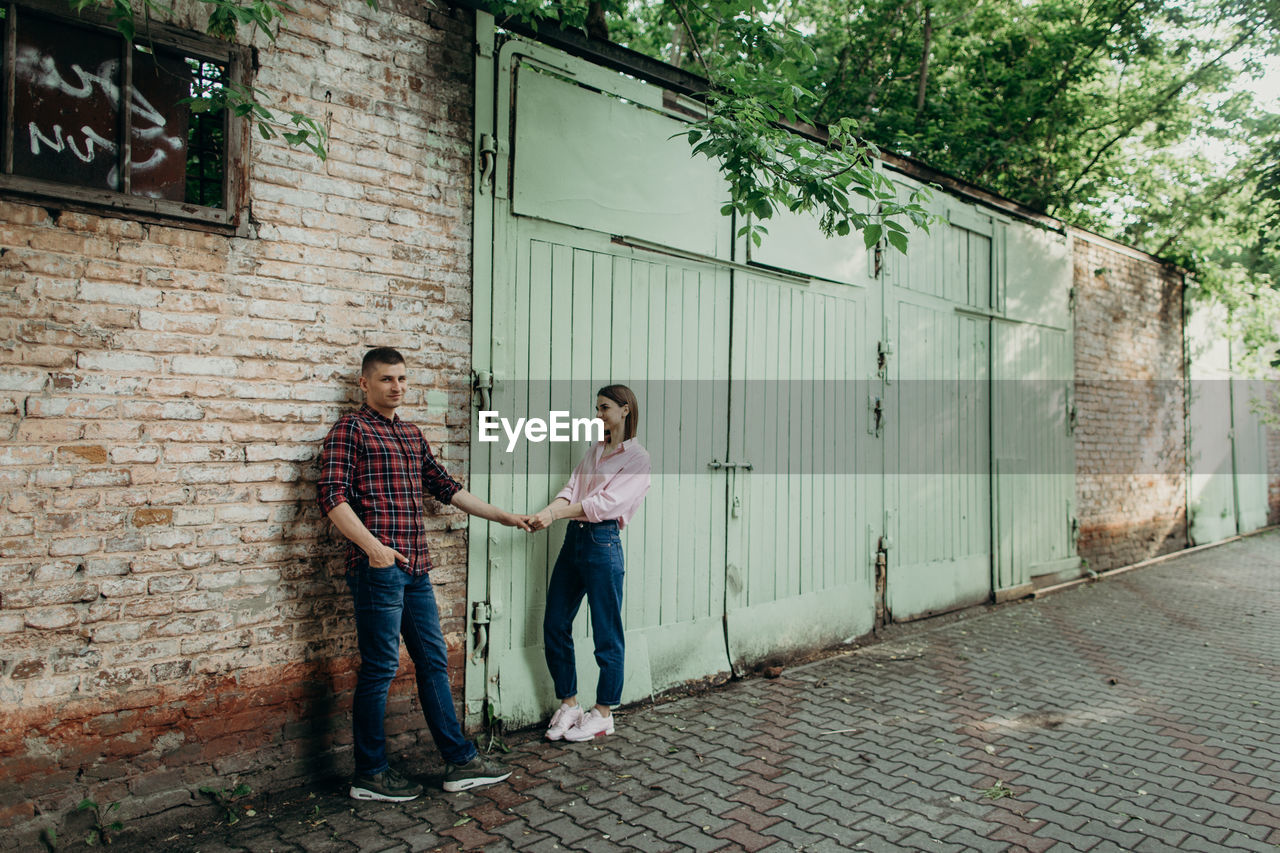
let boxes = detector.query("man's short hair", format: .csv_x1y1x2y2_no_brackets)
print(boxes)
362,347,406,375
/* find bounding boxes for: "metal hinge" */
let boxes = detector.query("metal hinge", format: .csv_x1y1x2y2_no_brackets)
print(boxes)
874,537,889,628
877,340,893,381
867,395,883,437
873,242,883,278
477,133,497,195
471,601,492,664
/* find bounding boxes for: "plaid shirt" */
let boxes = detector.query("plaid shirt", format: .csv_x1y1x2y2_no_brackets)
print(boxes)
318,404,462,576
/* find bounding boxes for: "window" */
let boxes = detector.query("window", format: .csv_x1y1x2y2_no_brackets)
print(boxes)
1,0,248,227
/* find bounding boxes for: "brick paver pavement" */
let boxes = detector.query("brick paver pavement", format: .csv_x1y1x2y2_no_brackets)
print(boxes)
118,530,1279,852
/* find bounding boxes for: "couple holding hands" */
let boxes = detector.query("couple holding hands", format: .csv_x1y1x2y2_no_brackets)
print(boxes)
318,347,650,803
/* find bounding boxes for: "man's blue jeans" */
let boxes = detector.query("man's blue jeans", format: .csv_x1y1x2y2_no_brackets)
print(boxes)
543,520,626,706
347,558,476,775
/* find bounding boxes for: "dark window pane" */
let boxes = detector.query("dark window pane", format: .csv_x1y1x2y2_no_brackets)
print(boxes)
184,56,226,208
13,13,122,191
131,45,193,202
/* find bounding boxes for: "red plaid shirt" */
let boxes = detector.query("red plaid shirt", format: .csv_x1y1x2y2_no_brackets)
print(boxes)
318,405,462,576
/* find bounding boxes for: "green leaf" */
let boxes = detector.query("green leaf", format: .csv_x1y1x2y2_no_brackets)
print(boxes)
886,230,909,254
863,224,883,250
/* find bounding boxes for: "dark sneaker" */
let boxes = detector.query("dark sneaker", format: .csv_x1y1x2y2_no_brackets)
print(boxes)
442,755,512,793
349,767,423,802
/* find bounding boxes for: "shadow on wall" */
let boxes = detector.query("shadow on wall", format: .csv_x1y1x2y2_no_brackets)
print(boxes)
1077,506,1188,573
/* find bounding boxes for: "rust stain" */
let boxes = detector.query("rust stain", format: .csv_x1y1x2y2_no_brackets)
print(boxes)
59,445,107,463
132,508,173,527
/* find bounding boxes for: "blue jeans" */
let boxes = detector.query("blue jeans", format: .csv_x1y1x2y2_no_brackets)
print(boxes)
543,520,626,706
347,558,476,774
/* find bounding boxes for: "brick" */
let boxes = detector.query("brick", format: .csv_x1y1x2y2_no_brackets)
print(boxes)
170,356,240,377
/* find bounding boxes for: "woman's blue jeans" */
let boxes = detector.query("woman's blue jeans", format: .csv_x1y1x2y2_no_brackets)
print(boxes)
543,520,626,706
347,558,476,774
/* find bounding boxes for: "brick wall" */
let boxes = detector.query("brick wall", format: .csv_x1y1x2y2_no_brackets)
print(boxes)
1072,232,1189,571
0,0,476,846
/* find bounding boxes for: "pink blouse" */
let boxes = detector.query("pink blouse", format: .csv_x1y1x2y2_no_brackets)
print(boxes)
555,439,651,529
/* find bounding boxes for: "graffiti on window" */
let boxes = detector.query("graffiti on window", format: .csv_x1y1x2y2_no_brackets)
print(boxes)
13,13,192,201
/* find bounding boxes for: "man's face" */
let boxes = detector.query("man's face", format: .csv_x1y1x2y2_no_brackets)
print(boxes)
360,361,408,417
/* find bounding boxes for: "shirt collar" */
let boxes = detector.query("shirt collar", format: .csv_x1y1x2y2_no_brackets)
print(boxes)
598,437,635,459
360,403,399,424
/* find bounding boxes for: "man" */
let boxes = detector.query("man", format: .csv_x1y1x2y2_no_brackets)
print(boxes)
319,346,527,802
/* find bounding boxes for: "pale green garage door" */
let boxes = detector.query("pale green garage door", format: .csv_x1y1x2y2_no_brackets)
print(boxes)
1186,297,1271,544
467,35,879,727
467,20,1080,726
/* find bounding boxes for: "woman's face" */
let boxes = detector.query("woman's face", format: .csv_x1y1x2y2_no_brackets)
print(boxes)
596,395,629,442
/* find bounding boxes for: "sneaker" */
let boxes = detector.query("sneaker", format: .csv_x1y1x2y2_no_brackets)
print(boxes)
545,702,585,741
563,708,615,742
442,755,512,793
349,767,423,802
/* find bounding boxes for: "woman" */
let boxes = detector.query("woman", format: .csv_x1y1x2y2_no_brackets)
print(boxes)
529,384,651,742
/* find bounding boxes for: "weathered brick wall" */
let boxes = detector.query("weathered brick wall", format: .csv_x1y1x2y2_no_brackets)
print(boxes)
0,0,476,846
1072,232,1188,571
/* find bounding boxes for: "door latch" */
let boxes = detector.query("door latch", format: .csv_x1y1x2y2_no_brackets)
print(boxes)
471,601,492,664
473,370,493,411
477,133,497,195
868,396,884,437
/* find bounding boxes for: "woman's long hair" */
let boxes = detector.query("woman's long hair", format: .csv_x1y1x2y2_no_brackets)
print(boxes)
597,384,639,442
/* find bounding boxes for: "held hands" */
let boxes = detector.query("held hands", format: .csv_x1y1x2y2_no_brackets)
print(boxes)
501,512,534,532
528,507,557,531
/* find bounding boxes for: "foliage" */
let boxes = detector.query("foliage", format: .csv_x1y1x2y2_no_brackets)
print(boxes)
982,779,1015,800
481,700,513,753
199,782,252,824
495,0,936,247
76,799,123,846
614,0,1280,360
67,0,363,158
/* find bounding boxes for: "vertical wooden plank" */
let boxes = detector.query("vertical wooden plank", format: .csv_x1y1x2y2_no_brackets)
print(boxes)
674,267,697,624
523,240,554,650
618,257,648,630
692,269,715,621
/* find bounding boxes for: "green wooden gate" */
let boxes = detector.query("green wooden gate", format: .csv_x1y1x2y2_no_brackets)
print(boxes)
882,184,993,620
468,32,882,726
468,19,1080,726
1186,297,1271,544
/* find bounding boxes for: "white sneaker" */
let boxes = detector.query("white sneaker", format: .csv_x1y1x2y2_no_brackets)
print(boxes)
564,708,615,742
545,703,585,741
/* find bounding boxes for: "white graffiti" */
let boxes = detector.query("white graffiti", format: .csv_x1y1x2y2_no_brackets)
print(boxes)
16,44,185,191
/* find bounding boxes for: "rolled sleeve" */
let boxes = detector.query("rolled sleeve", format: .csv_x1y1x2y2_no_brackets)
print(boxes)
554,464,582,504
318,417,358,515
421,437,463,505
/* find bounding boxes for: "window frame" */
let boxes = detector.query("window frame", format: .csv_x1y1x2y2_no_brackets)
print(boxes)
1,0,250,231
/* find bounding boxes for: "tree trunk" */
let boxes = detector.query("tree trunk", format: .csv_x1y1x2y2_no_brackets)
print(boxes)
669,19,687,68
586,1,608,40
915,2,932,117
